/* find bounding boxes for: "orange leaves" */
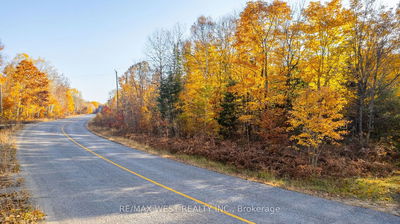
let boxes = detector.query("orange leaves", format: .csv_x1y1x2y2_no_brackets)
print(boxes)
1,53,89,120
2,58,50,119
116,61,158,132
179,0,353,145
232,0,296,142
234,0,292,101
301,0,351,90
179,16,235,136
95,0,398,164
66,88,78,114
281,0,354,155
288,87,349,149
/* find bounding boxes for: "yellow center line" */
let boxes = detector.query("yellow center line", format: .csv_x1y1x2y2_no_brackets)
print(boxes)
61,125,255,224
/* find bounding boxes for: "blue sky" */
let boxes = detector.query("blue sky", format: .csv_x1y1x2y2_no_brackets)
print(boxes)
0,0,248,103
0,0,397,103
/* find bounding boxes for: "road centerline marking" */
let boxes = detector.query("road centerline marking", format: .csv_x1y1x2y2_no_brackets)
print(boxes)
61,125,255,224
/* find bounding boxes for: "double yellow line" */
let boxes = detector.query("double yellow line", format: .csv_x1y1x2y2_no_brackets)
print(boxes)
61,125,255,224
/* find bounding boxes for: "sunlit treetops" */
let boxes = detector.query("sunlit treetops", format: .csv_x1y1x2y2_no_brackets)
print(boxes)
0,53,100,120
92,0,400,166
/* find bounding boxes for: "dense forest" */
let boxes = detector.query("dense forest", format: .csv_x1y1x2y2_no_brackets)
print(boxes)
0,50,99,122
94,0,399,178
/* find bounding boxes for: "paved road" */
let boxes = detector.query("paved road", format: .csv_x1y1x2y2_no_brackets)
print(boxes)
17,115,399,224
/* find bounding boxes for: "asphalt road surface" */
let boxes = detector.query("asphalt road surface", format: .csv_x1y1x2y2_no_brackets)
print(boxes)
17,115,400,224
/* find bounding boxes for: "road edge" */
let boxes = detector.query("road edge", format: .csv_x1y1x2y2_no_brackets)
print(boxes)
85,119,400,217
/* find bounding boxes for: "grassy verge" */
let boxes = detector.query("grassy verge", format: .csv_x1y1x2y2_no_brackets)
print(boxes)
0,125,45,223
88,123,399,216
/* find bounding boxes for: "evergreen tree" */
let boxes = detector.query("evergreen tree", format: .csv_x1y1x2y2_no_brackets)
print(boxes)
217,81,238,139
158,72,181,118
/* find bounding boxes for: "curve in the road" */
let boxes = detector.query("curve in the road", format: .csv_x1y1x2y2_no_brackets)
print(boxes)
61,125,255,224
17,115,400,224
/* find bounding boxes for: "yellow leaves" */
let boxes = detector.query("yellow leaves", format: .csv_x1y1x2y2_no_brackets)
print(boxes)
92,0,399,156
89,101,101,109
288,87,349,148
233,0,295,122
115,61,158,131
66,88,77,114
0,45,94,121
179,16,236,136
2,58,51,120
239,114,254,123
21,53,30,59
1,52,88,120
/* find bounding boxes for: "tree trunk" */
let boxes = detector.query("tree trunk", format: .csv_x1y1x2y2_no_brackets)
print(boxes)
16,101,21,121
366,98,374,144
357,86,366,144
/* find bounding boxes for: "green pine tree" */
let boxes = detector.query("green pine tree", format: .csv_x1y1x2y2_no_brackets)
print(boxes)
217,80,238,139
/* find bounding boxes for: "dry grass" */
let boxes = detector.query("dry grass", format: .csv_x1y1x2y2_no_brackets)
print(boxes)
0,127,19,174
0,125,45,224
88,122,400,216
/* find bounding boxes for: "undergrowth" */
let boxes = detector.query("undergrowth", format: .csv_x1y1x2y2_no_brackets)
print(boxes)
0,125,45,223
88,123,400,215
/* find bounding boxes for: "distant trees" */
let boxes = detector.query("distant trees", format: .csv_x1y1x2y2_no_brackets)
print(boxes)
0,52,98,121
2,54,50,119
96,0,400,167
116,61,158,133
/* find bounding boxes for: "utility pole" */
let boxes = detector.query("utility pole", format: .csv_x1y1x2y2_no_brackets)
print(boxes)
115,69,119,112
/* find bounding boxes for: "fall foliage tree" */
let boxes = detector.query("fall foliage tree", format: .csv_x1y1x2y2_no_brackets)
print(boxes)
1,52,95,121
118,61,159,133
3,55,50,120
180,16,235,137
233,0,293,142
288,87,349,166
347,0,400,144
147,26,185,137
95,0,399,168
285,0,351,164
301,0,350,91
